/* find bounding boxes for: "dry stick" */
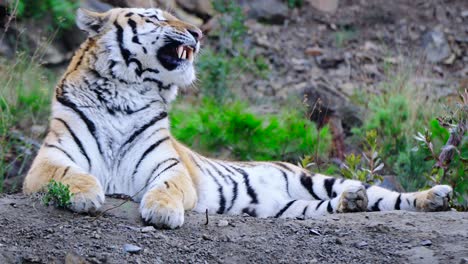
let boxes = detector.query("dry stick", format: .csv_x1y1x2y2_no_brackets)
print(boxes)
204,209,209,225
92,184,150,221
437,89,468,183
437,120,467,183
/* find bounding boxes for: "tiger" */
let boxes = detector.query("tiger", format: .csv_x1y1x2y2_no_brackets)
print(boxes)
23,7,453,229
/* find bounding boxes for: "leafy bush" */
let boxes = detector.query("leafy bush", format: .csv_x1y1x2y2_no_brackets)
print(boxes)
171,99,331,162
9,0,79,29
42,180,73,208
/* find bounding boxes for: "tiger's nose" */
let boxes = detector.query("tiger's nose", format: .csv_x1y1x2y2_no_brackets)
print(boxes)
188,28,203,42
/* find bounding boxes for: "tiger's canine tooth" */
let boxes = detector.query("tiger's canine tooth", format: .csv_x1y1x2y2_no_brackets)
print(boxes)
177,46,183,59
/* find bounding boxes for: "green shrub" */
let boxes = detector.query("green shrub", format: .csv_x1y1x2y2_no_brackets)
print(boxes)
351,72,438,191
171,98,331,162
9,0,79,29
0,54,55,192
42,180,73,208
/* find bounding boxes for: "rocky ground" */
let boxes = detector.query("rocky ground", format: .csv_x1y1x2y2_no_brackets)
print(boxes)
0,194,467,264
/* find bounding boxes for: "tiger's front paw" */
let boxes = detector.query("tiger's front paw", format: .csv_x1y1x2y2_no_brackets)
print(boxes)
337,185,368,213
416,185,452,212
140,189,185,229
64,174,105,213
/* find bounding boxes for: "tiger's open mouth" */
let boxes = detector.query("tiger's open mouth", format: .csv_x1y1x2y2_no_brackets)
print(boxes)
157,39,196,71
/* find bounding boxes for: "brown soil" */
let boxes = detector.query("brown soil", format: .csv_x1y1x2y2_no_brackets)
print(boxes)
0,194,467,264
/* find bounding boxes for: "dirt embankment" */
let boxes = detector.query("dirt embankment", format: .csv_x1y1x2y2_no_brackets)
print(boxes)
0,194,467,264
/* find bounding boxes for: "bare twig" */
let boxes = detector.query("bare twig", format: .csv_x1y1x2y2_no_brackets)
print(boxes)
204,209,209,225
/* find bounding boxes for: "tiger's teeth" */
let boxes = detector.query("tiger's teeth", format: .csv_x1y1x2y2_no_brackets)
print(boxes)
177,46,183,59
188,49,193,62
181,49,186,60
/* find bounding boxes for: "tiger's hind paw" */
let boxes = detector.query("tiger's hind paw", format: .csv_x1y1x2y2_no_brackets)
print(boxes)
416,185,452,212
337,185,368,213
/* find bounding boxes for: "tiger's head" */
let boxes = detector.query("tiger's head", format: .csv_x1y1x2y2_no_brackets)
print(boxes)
76,8,202,89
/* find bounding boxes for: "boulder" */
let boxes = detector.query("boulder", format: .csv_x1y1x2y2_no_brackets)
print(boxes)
237,0,289,24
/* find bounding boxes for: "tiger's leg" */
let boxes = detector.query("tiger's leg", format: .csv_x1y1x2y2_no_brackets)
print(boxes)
366,184,452,212
23,123,105,213
139,163,197,229
23,151,105,213
273,184,369,218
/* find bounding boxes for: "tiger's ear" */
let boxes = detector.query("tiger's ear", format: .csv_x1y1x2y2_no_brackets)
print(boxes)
76,8,109,36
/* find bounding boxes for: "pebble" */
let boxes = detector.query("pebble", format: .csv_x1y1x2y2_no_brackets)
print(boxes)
141,226,156,233
123,244,142,254
335,238,343,245
460,257,468,264
355,241,368,248
309,229,321,236
420,240,432,246
462,10,468,18
202,234,213,241
217,220,229,227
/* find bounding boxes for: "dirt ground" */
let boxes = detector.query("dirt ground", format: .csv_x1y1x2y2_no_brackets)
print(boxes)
0,194,467,264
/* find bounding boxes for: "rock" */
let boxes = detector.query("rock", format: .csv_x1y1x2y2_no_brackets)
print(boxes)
461,10,468,18
217,220,229,227
355,241,368,248
422,30,452,63
176,0,214,20
305,47,324,56
460,257,468,264
420,240,432,247
239,0,289,24
335,238,343,245
65,252,90,264
315,54,345,69
123,244,142,254
141,226,156,233
307,0,339,13
202,234,213,241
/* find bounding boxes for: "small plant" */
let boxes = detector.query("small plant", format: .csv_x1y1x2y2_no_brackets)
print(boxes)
341,130,384,184
42,179,73,208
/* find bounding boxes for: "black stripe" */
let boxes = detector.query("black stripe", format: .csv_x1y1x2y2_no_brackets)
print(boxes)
125,12,134,17
127,18,141,44
395,194,402,210
44,143,76,162
276,168,291,197
133,136,169,176
273,162,294,172
146,160,180,187
213,161,239,212
242,208,257,217
226,180,238,212
413,199,417,208
300,173,321,200
302,205,309,217
114,21,132,65
327,201,333,213
190,156,226,214
55,93,104,156
324,178,336,199
275,200,297,218
230,166,258,204
122,111,168,147
315,200,325,210
60,166,71,179
54,118,91,170
371,198,383,211
142,78,171,90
